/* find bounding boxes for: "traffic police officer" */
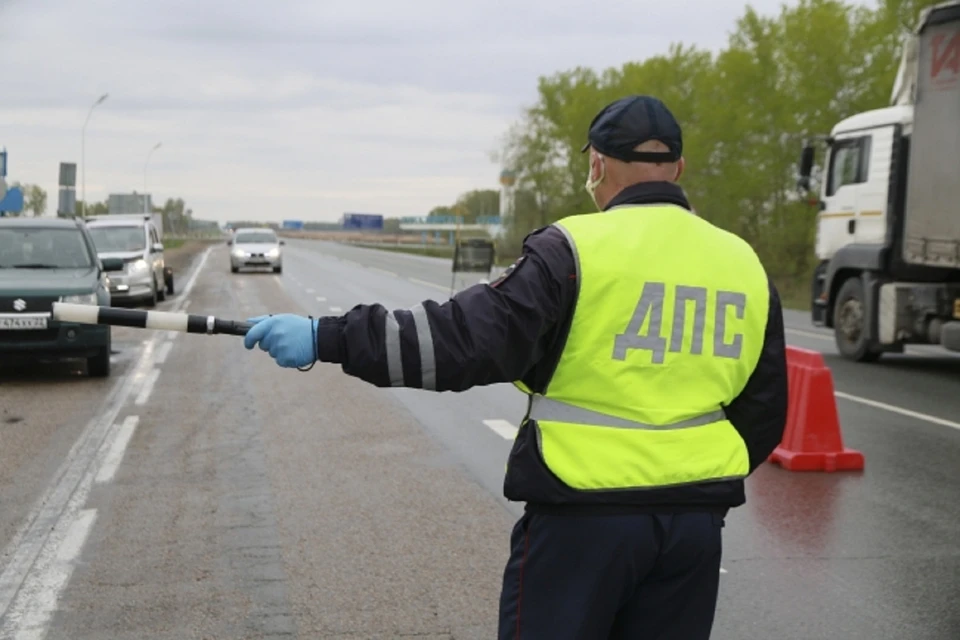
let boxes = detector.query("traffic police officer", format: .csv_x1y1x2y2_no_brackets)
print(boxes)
244,95,789,639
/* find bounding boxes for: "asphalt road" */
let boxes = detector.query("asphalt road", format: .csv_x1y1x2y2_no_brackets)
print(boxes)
0,238,958,639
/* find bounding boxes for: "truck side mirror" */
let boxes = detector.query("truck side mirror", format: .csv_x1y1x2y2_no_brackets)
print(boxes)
797,144,815,191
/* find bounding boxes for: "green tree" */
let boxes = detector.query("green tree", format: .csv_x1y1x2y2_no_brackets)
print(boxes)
493,0,945,306
23,184,47,217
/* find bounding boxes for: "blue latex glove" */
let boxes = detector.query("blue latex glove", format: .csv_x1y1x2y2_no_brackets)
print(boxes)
244,314,318,368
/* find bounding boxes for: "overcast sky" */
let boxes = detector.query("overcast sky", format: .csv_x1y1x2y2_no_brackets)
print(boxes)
3,0,837,223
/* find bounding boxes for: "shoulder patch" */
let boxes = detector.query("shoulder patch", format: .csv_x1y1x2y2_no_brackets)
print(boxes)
488,255,527,288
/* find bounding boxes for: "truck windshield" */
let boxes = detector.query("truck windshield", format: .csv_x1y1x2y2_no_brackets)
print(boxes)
0,228,94,269
235,232,277,244
89,226,146,252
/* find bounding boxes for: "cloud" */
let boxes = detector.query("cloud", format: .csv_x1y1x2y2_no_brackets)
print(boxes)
2,0,799,223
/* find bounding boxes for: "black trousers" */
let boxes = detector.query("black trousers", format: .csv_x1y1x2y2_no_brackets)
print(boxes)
498,511,724,640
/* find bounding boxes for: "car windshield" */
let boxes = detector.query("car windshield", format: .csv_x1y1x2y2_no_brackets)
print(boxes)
0,227,94,269
235,232,277,244
88,226,146,252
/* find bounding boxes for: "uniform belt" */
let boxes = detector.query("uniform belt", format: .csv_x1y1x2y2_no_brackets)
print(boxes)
527,395,725,431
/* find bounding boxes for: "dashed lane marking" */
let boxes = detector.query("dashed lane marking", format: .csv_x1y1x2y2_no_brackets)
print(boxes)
134,368,161,406
316,296,326,302
368,267,397,277
154,341,173,365
329,306,342,313
95,416,140,484
408,277,447,292
483,419,518,440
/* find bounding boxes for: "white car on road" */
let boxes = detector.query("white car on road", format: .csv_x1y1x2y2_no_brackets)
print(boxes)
229,228,284,274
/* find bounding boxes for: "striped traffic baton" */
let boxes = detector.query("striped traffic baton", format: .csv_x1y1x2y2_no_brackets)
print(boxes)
51,302,254,336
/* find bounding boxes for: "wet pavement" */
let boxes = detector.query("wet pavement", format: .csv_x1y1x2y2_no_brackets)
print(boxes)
0,239,957,638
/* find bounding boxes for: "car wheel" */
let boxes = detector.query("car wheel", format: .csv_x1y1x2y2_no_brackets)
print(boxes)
145,280,158,308
231,266,239,274
88,345,111,378
273,266,282,274
833,277,883,362
166,274,175,295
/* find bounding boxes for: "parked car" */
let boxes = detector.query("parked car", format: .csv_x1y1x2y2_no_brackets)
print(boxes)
0,217,121,377
85,214,173,307
228,228,284,274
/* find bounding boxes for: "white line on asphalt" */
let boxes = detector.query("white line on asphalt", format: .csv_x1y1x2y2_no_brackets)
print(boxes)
154,341,173,365
95,416,140,484
306,287,315,293
720,567,728,574
329,306,343,313
181,299,191,311
0,245,213,628
408,277,448,292
316,296,326,302
785,327,831,341
835,391,960,431
134,368,161,406
368,267,397,277
3,509,98,640
483,419,518,440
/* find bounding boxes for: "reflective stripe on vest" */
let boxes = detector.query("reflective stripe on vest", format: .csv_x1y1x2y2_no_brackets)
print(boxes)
514,203,770,491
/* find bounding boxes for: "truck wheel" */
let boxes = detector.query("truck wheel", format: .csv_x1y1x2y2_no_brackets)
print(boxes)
833,277,883,362
88,345,111,378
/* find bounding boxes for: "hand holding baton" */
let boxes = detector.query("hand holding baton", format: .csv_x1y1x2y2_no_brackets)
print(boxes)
51,302,254,336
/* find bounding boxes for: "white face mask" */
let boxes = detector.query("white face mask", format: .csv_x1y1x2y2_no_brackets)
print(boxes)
584,154,605,210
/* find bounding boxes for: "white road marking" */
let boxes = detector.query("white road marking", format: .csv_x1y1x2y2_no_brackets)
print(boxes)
835,391,960,431
720,567,728,574
329,306,343,313
134,368,161,406
369,267,397,277
408,277,448,292
154,341,173,365
0,246,214,633
4,509,98,640
316,296,327,302
95,416,140,484
483,419,518,440
785,327,831,341
181,299,191,311
306,287,315,293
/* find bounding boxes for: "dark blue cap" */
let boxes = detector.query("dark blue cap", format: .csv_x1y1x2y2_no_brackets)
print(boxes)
580,95,682,163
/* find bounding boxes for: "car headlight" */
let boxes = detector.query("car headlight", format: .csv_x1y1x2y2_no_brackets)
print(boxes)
266,248,280,258
62,292,98,305
128,259,149,274
232,248,247,257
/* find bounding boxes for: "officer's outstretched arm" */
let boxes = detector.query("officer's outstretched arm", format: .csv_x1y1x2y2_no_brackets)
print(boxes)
312,237,571,392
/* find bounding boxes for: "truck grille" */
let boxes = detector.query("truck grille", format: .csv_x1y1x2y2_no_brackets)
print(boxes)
0,296,59,314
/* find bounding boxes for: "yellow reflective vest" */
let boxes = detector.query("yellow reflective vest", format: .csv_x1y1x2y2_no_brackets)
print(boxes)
513,203,770,492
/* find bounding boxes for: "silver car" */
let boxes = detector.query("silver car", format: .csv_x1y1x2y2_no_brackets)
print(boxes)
229,228,284,274
85,215,170,307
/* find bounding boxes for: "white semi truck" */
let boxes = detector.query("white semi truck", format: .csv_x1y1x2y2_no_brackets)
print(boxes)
797,0,960,361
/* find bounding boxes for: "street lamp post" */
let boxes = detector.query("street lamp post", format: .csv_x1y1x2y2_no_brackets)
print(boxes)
80,93,109,217
143,142,162,214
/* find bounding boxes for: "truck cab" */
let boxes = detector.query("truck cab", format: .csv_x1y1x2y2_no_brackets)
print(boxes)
798,0,960,361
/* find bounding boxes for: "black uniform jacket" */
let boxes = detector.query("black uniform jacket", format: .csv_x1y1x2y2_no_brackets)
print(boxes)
315,181,789,515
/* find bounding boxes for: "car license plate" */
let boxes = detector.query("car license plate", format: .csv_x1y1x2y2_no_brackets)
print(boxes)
0,315,49,330
954,299,960,319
